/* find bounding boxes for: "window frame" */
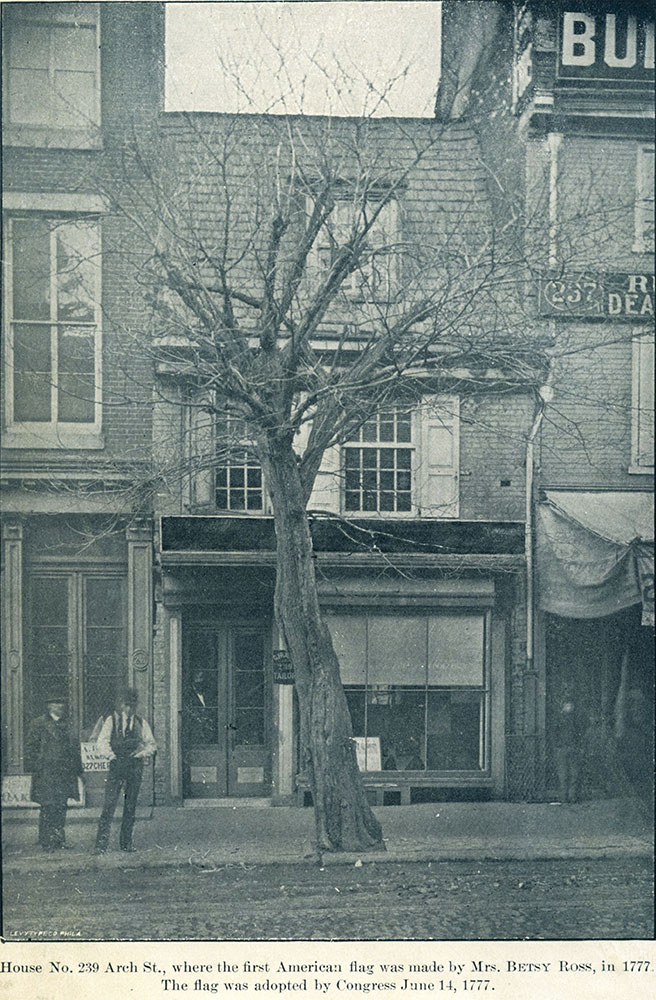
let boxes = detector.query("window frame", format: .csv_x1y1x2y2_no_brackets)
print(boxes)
3,206,103,449
630,331,655,474
633,145,655,254
213,408,266,514
312,194,400,303
328,609,492,776
342,405,416,516
3,2,101,148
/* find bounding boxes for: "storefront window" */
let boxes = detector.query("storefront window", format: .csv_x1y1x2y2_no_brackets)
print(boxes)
328,612,487,772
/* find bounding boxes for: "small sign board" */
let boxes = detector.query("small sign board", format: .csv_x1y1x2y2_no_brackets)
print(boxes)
1,774,85,807
81,741,112,772
273,650,294,684
538,272,654,321
353,736,382,772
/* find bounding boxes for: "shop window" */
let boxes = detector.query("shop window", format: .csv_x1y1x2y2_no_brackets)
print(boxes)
328,612,488,773
3,3,100,138
630,333,654,473
633,146,655,253
24,573,127,745
314,196,399,301
4,214,102,447
214,410,264,512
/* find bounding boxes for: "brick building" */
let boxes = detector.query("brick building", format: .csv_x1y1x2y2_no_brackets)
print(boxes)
438,1,654,799
1,3,164,807
2,2,652,812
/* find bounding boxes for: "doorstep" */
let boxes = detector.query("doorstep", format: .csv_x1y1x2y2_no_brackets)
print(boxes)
182,797,273,808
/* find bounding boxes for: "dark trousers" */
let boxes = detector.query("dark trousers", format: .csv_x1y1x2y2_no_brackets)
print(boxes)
38,801,67,849
95,759,143,850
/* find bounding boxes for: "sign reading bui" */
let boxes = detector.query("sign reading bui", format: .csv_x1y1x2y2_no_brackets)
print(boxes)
558,9,654,85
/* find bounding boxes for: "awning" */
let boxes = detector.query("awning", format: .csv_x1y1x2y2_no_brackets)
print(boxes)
536,491,654,625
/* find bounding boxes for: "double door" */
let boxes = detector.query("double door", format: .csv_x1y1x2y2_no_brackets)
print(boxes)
182,624,270,798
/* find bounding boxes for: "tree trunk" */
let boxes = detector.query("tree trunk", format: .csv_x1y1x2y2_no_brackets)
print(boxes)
263,438,384,853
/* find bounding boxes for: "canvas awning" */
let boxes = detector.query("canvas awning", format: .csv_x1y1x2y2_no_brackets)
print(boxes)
536,491,654,625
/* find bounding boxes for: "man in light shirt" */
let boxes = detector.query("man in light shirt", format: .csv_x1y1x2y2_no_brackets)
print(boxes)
93,688,156,854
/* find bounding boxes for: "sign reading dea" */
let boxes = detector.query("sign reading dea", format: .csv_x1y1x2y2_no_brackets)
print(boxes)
558,9,654,85
539,272,654,320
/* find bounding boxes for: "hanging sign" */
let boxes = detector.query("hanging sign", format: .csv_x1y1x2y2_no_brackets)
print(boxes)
538,271,654,320
272,650,294,684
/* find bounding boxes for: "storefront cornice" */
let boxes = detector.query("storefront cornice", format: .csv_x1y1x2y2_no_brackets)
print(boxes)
159,551,525,571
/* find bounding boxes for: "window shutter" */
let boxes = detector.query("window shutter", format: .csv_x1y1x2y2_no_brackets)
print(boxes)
417,395,459,518
190,398,214,506
309,443,341,513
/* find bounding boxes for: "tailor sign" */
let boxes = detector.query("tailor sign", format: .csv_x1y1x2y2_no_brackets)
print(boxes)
558,9,654,85
539,271,654,320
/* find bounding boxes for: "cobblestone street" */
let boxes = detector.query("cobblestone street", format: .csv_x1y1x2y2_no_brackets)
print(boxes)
4,856,653,941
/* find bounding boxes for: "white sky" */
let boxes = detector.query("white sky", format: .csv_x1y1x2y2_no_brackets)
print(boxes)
165,1,442,117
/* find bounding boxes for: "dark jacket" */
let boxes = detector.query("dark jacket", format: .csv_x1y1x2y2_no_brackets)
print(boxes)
25,714,84,805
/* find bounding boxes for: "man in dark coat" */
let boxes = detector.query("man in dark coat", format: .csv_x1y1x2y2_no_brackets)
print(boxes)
25,694,84,852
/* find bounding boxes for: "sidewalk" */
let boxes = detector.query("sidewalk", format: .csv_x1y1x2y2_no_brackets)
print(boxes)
2,797,652,874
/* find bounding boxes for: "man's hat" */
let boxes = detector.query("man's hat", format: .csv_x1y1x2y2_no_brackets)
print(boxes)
45,692,67,705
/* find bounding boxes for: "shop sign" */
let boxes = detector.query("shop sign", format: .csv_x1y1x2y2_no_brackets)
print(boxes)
538,271,654,320
1,775,85,807
557,9,655,86
80,741,111,772
272,650,294,684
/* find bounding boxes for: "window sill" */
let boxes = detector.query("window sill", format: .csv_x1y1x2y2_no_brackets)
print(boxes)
3,124,103,151
628,463,654,476
2,426,105,451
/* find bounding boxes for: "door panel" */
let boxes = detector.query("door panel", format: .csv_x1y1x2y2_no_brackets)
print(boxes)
229,629,268,796
182,625,270,798
182,629,228,797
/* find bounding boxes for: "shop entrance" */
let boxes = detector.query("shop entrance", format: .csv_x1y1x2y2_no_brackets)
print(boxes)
182,625,270,798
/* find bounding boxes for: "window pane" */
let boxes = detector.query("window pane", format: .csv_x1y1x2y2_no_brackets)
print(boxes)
9,22,50,69
84,578,126,729
54,25,98,72
344,688,366,736
326,615,367,684
14,323,53,419
12,219,51,321
427,614,485,686
56,221,98,322
8,68,53,125
426,691,483,770
52,69,96,129
58,373,95,422
368,688,425,770
367,616,426,685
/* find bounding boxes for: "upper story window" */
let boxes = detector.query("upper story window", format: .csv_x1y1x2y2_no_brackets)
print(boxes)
631,333,655,474
344,407,413,513
214,410,264,512
3,3,100,144
315,197,399,301
634,146,655,253
340,397,459,517
3,210,102,449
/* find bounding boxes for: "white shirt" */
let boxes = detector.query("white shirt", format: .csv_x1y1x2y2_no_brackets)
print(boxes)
96,712,157,760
